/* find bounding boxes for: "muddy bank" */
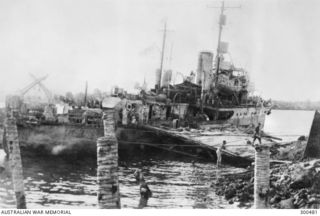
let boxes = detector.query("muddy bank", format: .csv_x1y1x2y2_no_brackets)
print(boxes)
213,169,254,208
212,159,320,209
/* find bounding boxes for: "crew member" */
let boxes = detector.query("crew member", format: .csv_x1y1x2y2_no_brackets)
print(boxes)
138,175,152,209
0,149,6,174
140,179,152,200
221,140,227,150
252,123,262,145
134,169,144,183
216,146,222,168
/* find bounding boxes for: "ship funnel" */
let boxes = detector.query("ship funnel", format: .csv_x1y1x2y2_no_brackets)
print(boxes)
220,14,227,26
196,52,213,90
219,42,229,54
161,70,172,87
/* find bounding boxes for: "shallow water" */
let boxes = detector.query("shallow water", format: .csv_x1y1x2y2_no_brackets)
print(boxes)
0,151,247,209
264,109,314,141
1,109,313,209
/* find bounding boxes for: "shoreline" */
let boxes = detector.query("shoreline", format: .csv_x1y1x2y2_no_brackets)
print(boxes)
212,159,320,209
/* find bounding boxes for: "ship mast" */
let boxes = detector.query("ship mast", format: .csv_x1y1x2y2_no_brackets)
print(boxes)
158,21,167,90
210,1,240,107
84,81,88,107
215,2,225,78
167,43,174,97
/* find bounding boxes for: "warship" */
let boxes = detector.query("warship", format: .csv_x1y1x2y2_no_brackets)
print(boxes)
1,2,272,164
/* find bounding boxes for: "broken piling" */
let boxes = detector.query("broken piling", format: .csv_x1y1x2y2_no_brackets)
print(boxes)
97,108,120,209
5,116,27,209
254,144,270,209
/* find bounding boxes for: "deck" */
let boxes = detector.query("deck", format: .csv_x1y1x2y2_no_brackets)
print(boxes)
137,124,265,166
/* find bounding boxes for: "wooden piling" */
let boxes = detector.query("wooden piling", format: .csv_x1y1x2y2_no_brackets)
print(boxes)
5,117,27,209
254,144,270,209
97,109,120,209
304,110,320,159
0,122,5,151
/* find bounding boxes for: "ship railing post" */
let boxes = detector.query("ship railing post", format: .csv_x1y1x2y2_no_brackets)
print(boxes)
254,143,270,209
97,107,121,209
5,116,27,209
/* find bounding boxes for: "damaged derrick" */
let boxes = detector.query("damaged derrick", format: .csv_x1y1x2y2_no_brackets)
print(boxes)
165,81,201,105
143,80,230,124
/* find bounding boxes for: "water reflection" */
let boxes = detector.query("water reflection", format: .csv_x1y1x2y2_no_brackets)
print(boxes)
0,150,246,209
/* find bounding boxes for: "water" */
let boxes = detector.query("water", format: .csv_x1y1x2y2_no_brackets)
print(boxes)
0,109,314,209
264,109,314,141
0,152,245,209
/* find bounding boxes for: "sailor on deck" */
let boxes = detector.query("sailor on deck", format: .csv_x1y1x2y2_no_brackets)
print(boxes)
252,123,262,145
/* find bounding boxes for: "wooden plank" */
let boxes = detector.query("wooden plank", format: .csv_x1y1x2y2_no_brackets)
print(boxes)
139,125,253,162
270,160,292,164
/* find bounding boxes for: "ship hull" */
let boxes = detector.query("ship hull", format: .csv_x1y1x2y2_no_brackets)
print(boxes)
17,124,158,155
16,106,269,153
201,105,270,128
221,106,269,128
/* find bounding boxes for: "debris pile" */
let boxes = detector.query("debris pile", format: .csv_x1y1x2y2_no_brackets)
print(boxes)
212,159,320,209
270,160,320,209
213,171,254,207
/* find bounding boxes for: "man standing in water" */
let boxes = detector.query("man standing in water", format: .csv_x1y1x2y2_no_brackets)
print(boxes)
134,169,144,183
252,123,262,145
134,169,152,209
138,178,152,209
0,148,6,174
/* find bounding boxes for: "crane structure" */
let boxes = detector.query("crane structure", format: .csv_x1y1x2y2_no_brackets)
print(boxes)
19,74,53,104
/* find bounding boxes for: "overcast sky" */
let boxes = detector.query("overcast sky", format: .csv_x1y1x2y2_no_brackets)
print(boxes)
0,0,319,101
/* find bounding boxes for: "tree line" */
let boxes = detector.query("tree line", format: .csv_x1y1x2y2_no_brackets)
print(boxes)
272,100,320,110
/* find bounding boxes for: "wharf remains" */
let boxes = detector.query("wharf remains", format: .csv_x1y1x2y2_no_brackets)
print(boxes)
137,124,254,165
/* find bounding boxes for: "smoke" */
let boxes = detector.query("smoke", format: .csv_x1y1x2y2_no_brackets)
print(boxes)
22,135,97,156
51,145,68,155
19,126,101,156
48,139,96,156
